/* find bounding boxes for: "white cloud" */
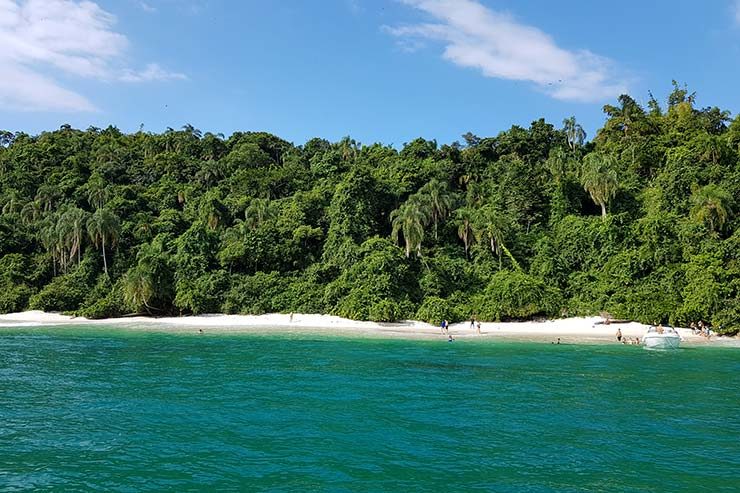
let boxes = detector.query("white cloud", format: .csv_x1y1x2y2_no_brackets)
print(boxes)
386,0,629,103
0,0,186,112
734,0,740,25
138,1,156,13
120,63,187,82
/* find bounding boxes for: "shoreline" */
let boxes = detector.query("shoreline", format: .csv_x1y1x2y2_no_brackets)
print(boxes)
0,311,736,346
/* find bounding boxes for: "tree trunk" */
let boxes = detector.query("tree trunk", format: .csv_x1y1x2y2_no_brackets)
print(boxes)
102,236,108,276
600,202,607,220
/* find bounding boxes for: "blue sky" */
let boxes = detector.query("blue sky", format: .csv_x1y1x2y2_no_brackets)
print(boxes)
2,0,740,146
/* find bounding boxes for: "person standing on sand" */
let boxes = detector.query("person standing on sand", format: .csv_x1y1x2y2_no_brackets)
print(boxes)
616,328,622,342
444,320,450,335
470,317,475,330
440,320,446,334
476,320,481,335
289,312,294,323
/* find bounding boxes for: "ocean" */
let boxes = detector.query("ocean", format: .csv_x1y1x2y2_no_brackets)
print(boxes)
1,326,739,492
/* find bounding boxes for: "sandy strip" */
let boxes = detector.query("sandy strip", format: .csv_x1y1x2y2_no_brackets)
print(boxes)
0,311,734,346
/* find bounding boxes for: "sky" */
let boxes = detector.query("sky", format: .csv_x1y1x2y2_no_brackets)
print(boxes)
2,0,740,146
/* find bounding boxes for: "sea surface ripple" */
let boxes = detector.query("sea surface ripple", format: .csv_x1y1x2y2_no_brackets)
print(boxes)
1,327,739,492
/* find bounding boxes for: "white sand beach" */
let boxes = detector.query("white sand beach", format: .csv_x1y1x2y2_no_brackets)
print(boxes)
0,310,734,345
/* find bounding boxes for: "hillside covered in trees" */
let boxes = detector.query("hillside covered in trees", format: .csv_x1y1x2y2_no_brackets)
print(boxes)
1,83,738,334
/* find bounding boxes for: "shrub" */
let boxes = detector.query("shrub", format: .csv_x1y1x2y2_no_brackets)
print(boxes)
28,259,97,312
471,271,562,321
222,271,288,315
368,299,401,322
415,296,461,325
0,284,35,313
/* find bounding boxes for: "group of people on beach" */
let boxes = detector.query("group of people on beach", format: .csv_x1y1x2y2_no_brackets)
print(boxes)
690,321,712,339
615,328,640,345
440,317,483,341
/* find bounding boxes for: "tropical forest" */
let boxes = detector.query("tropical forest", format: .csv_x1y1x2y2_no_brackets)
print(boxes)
1,83,738,334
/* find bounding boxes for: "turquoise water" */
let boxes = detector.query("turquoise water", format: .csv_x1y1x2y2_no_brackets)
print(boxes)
1,327,739,492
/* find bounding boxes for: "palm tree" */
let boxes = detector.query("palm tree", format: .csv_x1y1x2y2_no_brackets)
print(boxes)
690,184,733,234
390,199,427,258
20,200,42,225
122,267,154,313
199,191,227,230
1,190,23,215
419,178,454,240
581,153,619,220
86,174,109,210
472,204,510,267
39,217,58,276
563,116,586,151
454,206,475,258
245,198,273,230
87,208,121,277
61,206,88,265
35,184,59,212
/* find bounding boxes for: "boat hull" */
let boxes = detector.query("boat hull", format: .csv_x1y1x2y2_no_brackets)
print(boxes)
643,334,681,350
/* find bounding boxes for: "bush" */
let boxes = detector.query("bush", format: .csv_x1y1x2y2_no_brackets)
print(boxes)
0,284,35,313
471,271,562,321
28,260,97,312
222,271,288,315
325,237,419,321
415,296,461,325
712,299,740,336
175,270,230,314
77,277,126,319
368,299,402,322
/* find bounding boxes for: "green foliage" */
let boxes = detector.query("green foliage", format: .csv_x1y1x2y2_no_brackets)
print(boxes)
0,84,738,331
0,284,35,313
222,271,289,315
415,297,461,325
472,271,562,321
28,259,97,312
325,237,417,321
78,277,126,319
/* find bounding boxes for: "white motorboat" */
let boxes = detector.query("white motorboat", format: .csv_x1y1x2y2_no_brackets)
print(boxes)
643,326,681,349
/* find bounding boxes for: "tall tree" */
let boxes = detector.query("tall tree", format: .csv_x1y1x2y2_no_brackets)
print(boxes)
472,204,510,267
87,208,121,277
62,207,89,265
563,116,586,151
86,174,109,210
581,152,619,220
454,206,475,258
418,178,454,240
390,199,427,258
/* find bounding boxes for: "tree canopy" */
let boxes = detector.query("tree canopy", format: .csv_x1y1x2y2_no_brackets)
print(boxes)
0,85,738,334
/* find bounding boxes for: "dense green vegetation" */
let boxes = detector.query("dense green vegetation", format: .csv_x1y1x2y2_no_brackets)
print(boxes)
1,83,738,334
